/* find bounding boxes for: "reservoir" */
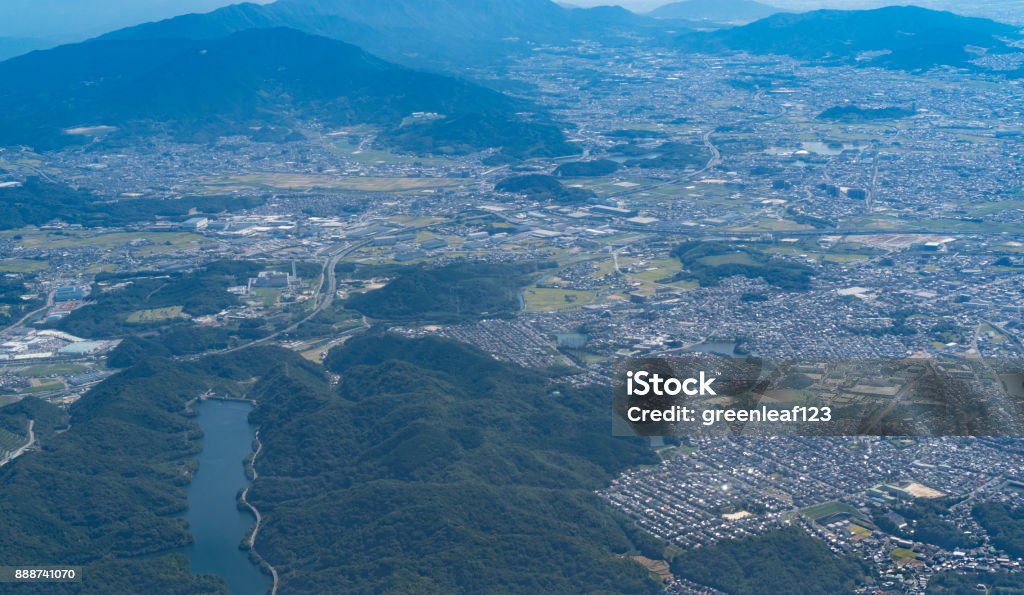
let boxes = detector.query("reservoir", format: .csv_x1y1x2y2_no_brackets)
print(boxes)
187,399,270,595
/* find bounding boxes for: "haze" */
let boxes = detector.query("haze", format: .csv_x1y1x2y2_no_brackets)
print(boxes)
7,0,1024,42
0,0,273,41
569,0,1024,23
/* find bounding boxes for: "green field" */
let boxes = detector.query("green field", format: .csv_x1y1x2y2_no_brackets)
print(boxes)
630,258,682,283
207,173,458,193
9,230,204,252
0,258,49,273
15,363,87,378
126,306,184,324
22,379,64,394
698,253,761,267
892,547,918,561
523,287,597,312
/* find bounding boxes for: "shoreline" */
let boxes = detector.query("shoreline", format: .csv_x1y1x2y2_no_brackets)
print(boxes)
241,429,279,595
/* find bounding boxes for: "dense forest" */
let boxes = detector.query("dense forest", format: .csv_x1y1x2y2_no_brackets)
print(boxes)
818,105,917,122
389,113,577,160
58,261,262,338
0,178,263,230
670,526,865,594
0,397,67,440
0,331,664,593
974,502,1024,558
672,241,815,291
554,159,621,177
246,333,662,593
495,174,596,204
0,346,304,593
345,261,540,323
889,497,981,551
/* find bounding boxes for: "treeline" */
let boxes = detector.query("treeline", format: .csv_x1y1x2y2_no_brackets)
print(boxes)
670,526,865,594
0,178,264,230
928,570,1024,593
879,497,981,551
818,105,916,122
672,241,814,291
974,502,1024,558
345,261,539,323
246,333,662,593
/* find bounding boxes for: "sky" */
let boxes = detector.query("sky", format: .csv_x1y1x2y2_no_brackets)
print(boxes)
4,0,1022,42
571,0,1024,23
0,0,272,41
568,0,905,9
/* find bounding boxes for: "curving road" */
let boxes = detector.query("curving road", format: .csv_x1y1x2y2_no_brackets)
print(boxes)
603,130,722,201
196,239,371,358
240,430,279,595
0,420,34,468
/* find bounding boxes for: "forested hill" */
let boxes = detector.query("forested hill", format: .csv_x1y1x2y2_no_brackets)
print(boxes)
251,333,662,592
676,6,1023,71
0,27,576,158
0,178,264,230
99,0,661,69
0,347,306,592
0,334,662,592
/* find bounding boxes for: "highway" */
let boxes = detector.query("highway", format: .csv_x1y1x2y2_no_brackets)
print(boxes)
602,130,721,201
208,238,370,357
0,290,54,338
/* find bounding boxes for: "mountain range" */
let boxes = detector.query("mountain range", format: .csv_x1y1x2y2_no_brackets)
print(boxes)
0,0,261,42
0,37,51,61
100,0,666,69
650,0,780,25
0,27,576,157
676,6,1024,70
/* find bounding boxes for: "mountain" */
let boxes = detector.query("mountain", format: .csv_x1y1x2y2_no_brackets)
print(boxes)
0,0,265,42
0,27,576,157
0,37,52,61
101,0,664,68
676,6,1023,70
650,0,779,24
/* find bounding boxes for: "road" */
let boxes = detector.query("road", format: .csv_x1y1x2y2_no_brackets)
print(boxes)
603,130,721,201
203,239,370,357
0,420,35,468
1,290,54,338
241,430,279,595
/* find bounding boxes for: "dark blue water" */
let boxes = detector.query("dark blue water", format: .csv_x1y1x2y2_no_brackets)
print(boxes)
187,400,270,595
